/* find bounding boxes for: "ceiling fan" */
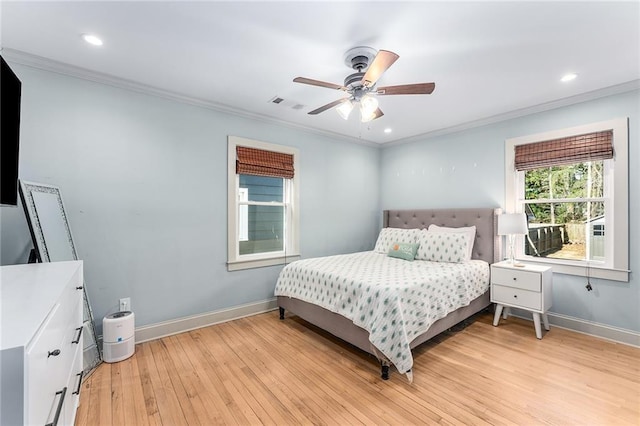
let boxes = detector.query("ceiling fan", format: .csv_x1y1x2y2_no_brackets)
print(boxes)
293,46,435,122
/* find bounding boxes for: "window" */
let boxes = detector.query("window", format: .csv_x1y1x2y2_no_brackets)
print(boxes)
227,136,299,271
522,160,605,262
237,174,285,255
505,118,629,282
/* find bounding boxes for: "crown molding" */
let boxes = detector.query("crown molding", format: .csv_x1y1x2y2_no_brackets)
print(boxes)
384,79,640,148
3,48,638,149
1,48,379,148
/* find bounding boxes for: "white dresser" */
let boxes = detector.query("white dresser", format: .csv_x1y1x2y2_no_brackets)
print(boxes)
1,261,84,426
491,261,553,339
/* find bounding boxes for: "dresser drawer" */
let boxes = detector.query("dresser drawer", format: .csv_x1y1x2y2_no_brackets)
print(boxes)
25,280,83,425
25,303,70,425
58,296,84,377
491,267,541,292
492,284,542,311
64,341,85,425
1,261,85,426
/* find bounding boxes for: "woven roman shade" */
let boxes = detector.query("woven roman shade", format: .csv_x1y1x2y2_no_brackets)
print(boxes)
236,146,294,179
514,130,613,171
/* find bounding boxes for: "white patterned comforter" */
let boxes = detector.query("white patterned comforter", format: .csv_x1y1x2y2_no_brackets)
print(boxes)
274,251,490,376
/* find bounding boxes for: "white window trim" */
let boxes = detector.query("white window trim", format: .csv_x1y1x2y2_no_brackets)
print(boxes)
227,135,300,271
505,117,629,282
238,188,249,242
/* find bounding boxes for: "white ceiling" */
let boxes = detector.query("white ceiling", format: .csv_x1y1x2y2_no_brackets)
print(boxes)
1,1,639,144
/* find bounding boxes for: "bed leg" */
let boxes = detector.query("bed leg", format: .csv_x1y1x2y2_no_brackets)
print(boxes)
380,361,390,380
279,307,285,320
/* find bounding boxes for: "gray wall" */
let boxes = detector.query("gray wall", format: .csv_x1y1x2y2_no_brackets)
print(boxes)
381,89,639,332
0,64,381,332
2,62,637,335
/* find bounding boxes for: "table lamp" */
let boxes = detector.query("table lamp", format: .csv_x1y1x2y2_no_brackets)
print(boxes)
498,213,528,266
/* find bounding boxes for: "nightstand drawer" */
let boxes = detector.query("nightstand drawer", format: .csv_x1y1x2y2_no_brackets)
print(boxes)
492,284,542,311
491,267,541,292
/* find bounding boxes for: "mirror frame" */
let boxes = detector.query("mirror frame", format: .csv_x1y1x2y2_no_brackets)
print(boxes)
19,181,78,262
19,180,102,374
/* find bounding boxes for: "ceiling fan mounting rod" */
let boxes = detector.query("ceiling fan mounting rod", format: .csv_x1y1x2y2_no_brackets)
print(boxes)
350,55,369,71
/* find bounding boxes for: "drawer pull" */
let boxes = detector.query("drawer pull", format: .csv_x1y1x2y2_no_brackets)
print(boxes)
45,387,67,426
513,277,517,281
76,286,83,290
72,326,83,344
72,371,85,395
514,295,518,298
47,349,61,358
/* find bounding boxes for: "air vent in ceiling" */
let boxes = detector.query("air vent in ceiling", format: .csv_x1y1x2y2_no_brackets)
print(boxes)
269,96,305,111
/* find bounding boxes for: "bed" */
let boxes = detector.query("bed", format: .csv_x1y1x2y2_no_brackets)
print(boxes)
275,208,500,381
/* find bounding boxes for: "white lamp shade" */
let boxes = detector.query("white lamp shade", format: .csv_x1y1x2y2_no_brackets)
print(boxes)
498,213,528,235
336,100,353,120
359,95,378,122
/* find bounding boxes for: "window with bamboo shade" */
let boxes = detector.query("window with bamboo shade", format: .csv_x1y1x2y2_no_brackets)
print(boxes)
227,136,300,271
504,118,628,282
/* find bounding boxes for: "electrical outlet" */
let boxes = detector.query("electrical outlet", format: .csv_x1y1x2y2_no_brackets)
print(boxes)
119,297,131,312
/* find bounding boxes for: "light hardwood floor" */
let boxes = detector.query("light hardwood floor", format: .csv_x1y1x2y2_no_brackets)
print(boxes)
75,310,640,425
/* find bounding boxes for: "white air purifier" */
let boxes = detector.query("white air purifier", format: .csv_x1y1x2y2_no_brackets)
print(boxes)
103,311,135,363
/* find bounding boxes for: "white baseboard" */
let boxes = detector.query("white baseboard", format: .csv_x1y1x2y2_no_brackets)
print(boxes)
508,310,640,347
134,298,278,343
132,299,639,349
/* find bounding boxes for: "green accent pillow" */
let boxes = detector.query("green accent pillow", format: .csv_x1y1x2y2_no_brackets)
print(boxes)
387,242,420,261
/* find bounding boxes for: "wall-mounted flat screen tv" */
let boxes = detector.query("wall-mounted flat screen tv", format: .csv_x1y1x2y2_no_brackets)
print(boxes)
1,55,22,207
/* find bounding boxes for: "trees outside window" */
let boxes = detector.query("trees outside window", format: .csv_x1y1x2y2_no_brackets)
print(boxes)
522,161,605,261
505,117,629,282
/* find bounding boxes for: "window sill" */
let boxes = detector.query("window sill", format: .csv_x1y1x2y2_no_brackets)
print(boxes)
227,254,300,271
515,257,630,282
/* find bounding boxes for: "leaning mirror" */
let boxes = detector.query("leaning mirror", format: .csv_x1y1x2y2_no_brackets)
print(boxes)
19,180,101,375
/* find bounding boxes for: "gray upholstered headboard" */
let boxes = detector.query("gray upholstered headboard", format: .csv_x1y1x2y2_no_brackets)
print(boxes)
383,208,501,264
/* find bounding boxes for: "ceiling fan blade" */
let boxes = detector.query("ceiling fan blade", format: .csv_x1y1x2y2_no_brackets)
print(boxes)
308,98,350,115
362,107,384,123
293,77,346,91
372,108,384,120
376,83,436,95
361,50,399,88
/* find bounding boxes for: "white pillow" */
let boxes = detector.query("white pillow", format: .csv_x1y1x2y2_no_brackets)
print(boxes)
373,228,418,253
415,231,469,263
428,224,476,260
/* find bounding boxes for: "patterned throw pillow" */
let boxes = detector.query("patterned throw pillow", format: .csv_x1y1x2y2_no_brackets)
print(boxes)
415,230,469,263
373,228,418,253
387,242,420,261
428,224,476,260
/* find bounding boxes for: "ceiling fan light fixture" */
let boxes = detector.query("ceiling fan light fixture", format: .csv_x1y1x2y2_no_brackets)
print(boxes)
361,111,377,123
294,47,435,123
336,100,354,120
360,95,379,122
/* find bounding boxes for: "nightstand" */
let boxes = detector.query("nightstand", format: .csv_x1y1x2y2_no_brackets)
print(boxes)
491,261,553,339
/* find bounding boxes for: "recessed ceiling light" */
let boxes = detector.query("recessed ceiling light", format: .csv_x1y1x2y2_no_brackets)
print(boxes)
82,34,103,46
384,128,392,134
561,73,577,82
